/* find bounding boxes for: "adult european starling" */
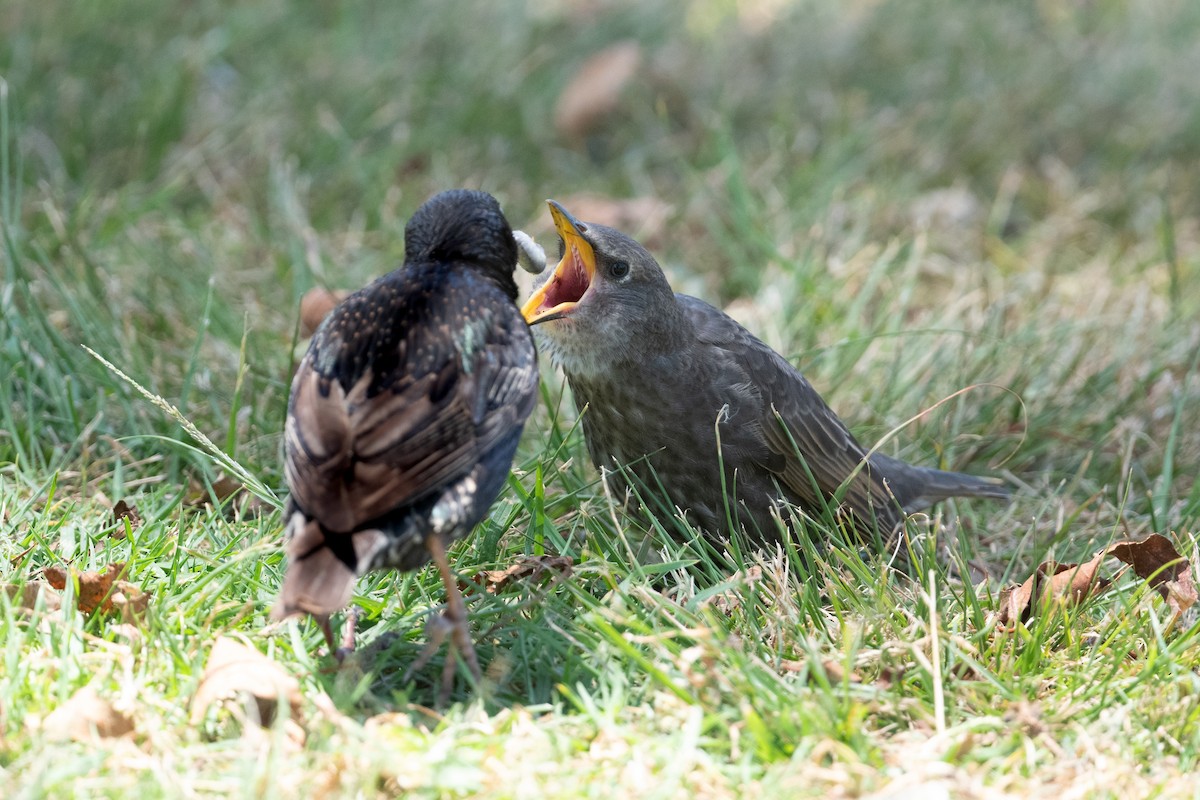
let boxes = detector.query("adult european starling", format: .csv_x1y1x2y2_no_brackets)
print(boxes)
275,189,538,696
521,201,1008,545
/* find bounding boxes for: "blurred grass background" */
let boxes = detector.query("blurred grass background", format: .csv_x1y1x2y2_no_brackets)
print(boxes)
2,0,1200,796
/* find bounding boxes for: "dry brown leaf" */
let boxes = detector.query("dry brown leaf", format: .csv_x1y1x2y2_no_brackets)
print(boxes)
554,40,643,140
299,287,350,338
42,563,149,619
210,474,244,503
185,474,245,508
476,555,574,594
190,637,304,728
2,580,62,612
110,499,141,540
44,562,138,615
43,685,135,741
997,558,1111,626
112,581,152,624
1106,533,1198,617
997,534,1197,627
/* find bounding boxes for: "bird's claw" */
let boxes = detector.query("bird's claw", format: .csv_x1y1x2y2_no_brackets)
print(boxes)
403,613,452,683
403,607,482,706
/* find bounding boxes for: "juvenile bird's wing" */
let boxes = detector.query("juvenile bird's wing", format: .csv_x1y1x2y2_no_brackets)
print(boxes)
679,295,898,527
285,282,537,534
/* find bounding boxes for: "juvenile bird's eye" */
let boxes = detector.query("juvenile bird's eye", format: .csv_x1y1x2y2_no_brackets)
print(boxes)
608,260,630,280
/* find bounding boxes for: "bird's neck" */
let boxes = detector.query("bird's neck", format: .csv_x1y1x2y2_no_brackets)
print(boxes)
405,259,519,302
542,298,692,382
636,301,692,355
470,264,520,302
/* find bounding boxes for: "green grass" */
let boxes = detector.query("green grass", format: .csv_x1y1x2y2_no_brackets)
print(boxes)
3,0,1200,796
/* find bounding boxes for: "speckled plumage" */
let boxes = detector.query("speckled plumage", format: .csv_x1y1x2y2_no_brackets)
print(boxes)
523,201,1008,546
275,190,537,690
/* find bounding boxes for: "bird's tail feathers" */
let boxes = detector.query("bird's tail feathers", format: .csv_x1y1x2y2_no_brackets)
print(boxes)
272,511,388,620
869,453,1010,514
900,467,1011,514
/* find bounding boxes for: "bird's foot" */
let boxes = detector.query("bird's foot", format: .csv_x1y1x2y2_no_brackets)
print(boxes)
402,612,452,685
402,534,483,705
444,605,482,700
403,607,482,706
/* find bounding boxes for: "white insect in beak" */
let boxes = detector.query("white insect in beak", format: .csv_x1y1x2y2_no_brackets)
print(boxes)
513,230,547,275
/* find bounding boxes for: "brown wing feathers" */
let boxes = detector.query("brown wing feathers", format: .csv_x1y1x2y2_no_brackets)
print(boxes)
275,189,539,624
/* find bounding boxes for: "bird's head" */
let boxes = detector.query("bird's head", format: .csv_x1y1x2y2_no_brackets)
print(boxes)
521,200,682,376
405,189,519,286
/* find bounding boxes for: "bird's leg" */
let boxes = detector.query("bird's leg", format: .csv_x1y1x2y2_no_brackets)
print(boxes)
402,614,451,679
317,615,337,653
316,607,359,665
335,606,360,662
402,534,482,704
430,533,482,694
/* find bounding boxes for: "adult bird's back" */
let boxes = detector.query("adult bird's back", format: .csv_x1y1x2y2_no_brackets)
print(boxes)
274,189,538,700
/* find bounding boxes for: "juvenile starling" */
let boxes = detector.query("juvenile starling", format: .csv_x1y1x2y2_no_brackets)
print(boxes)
521,201,1008,545
275,189,538,697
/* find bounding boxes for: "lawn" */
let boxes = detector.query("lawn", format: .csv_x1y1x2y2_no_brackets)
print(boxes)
2,0,1200,797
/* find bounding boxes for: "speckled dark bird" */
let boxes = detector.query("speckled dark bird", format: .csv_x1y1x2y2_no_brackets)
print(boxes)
274,189,538,696
521,200,1008,546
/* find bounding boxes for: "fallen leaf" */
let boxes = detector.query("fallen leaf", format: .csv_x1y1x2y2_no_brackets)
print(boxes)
45,562,125,614
110,499,141,539
997,558,1111,626
185,474,245,509
43,685,135,741
1106,533,1197,617
42,563,149,619
2,580,62,612
112,581,152,624
211,474,244,503
190,637,304,728
299,287,350,338
554,40,643,140
997,534,1196,627
476,555,574,594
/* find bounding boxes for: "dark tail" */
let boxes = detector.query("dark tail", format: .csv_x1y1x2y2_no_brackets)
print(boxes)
871,453,1011,515
272,510,386,620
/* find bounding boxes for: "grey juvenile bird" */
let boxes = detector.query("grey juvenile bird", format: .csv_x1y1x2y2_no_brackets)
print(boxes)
521,200,1008,545
275,189,539,698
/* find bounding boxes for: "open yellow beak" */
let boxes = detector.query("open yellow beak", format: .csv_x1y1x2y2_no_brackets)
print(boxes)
521,201,596,325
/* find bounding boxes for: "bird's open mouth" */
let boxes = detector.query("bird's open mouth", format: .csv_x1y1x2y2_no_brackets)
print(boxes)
521,201,595,325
